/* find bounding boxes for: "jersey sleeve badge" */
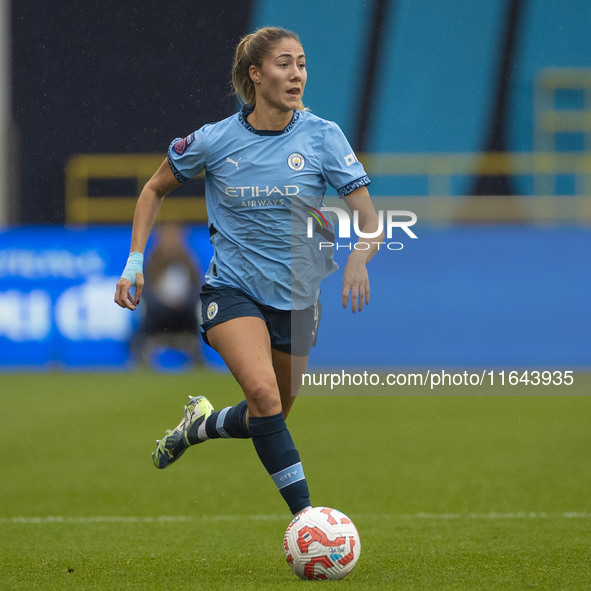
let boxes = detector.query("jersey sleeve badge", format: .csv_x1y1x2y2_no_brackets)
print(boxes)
344,153,358,166
172,132,195,155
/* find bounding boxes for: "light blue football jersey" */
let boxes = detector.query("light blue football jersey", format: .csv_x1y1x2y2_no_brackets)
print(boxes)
167,105,370,310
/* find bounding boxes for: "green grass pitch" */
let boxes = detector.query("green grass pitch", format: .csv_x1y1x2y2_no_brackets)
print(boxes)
2,371,591,589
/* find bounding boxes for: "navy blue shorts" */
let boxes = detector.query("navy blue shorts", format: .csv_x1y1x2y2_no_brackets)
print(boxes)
199,284,320,356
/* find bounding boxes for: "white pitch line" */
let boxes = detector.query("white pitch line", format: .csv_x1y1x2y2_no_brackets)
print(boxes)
374,512,591,520
1,512,591,525
0,515,286,525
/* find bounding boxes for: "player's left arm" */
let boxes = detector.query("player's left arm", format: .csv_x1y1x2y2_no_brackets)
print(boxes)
341,186,384,313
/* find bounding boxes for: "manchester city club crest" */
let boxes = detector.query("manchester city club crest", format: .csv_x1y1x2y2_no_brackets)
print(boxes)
207,301,218,320
287,152,305,171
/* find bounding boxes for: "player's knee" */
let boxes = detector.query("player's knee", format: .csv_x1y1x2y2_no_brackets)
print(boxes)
245,379,282,417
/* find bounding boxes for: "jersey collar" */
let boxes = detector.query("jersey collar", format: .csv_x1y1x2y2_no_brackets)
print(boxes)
238,104,300,136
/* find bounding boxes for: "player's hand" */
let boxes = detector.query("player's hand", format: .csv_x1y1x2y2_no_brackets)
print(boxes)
114,274,144,311
342,253,370,313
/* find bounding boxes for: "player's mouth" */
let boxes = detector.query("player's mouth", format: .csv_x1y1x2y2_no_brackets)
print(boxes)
287,88,301,96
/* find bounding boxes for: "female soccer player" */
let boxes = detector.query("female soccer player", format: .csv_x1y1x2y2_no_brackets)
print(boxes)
114,27,382,516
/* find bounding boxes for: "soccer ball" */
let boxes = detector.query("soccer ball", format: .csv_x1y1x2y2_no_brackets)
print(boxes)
283,506,361,580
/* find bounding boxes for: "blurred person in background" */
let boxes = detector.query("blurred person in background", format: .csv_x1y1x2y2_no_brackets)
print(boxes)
131,222,203,368
114,26,382,515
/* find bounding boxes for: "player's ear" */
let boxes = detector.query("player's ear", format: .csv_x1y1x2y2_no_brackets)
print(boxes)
249,65,261,84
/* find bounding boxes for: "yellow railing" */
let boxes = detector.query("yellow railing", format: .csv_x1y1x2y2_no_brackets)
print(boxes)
534,67,591,153
362,151,591,196
65,151,591,225
65,153,206,224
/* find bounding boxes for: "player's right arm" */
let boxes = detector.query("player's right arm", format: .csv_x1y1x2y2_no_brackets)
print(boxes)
114,158,182,310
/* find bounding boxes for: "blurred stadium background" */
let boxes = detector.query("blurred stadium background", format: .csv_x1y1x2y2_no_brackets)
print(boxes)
0,0,589,371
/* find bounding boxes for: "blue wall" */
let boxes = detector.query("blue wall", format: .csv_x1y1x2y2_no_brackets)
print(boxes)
367,0,505,154
509,0,591,153
311,226,590,368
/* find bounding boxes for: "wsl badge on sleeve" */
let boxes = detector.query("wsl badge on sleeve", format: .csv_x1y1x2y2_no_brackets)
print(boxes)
173,132,195,155
288,153,305,171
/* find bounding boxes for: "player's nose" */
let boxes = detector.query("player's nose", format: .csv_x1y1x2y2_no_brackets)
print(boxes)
289,64,301,80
